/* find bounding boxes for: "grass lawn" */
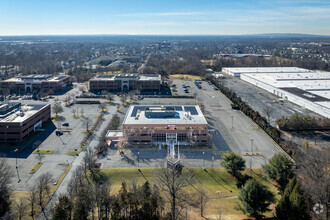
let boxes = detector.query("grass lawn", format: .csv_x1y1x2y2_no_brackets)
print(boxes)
169,74,202,80
98,168,278,220
29,162,43,174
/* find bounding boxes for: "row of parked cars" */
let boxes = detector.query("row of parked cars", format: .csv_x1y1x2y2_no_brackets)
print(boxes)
0,94,33,100
207,81,218,90
193,80,202,89
182,84,190,93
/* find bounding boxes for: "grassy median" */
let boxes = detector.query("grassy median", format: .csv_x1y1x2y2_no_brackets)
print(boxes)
32,149,54,154
29,161,43,174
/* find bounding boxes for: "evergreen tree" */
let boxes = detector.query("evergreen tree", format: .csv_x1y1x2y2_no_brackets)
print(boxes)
52,195,72,220
263,153,293,190
221,151,246,177
238,179,274,218
276,177,310,220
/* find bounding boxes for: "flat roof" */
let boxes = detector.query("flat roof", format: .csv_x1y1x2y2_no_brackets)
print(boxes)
0,103,49,123
280,87,329,102
105,130,123,138
139,75,161,81
91,73,161,81
241,72,330,99
123,105,207,125
3,75,68,83
223,67,311,74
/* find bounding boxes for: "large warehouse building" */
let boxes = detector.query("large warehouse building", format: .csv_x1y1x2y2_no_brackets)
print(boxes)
223,67,330,118
223,67,311,77
106,105,208,148
89,73,161,92
0,74,70,94
0,102,51,143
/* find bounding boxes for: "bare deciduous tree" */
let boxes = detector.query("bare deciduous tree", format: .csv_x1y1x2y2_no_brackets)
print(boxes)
156,167,195,220
71,108,76,117
14,198,26,220
263,106,274,123
82,148,98,180
0,158,13,218
83,116,93,133
99,103,107,115
295,146,329,220
79,85,86,93
80,108,84,117
28,188,37,220
67,166,84,198
64,95,72,106
195,186,209,217
106,93,114,102
36,172,53,213
52,101,63,117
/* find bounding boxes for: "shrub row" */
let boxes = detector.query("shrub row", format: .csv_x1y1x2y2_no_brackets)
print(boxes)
277,113,330,131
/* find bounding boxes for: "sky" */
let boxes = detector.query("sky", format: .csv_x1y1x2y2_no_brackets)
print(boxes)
0,0,330,36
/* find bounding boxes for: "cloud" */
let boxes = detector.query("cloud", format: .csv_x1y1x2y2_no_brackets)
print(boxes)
118,11,207,17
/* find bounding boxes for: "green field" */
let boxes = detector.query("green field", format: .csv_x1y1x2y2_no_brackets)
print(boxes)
99,168,278,220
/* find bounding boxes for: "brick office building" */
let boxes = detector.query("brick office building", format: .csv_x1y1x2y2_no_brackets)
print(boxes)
0,74,70,94
89,73,161,92
0,102,51,143
118,105,208,147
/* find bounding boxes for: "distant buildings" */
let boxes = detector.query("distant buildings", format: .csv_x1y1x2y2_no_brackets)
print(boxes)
89,73,161,92
0,102,50,143
223,67,330,118
107,105,208,147
0,74,70,95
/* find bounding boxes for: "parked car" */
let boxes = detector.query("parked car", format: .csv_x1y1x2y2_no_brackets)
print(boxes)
62,123,69,127
56,131,64,136
230,104,239,110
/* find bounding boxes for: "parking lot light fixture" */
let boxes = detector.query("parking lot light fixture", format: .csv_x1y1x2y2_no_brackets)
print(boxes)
14,148,21,183
203,151,205,169
137,151,140,168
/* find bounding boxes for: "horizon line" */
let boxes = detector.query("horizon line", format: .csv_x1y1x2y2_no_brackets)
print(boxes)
1,33,330,37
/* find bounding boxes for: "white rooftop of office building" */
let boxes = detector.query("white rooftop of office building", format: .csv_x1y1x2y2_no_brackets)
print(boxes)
0,103,49,123
123,105,207,125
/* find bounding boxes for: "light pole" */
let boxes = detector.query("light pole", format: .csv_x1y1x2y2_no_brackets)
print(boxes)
251,139,254,155
137,151,140,169
231,116,234,129
14,149,21,183
202,151,205,169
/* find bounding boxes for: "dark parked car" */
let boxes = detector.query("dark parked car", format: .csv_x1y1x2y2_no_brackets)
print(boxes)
230,104,240,110
56,131,64,136
62,123,69,127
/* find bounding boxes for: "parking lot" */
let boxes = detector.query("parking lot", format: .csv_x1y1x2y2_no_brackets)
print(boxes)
172,79,283,168
5,96,119,191
220,75,321,125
